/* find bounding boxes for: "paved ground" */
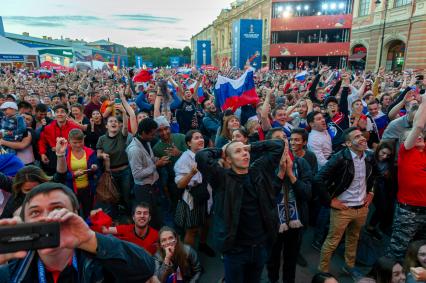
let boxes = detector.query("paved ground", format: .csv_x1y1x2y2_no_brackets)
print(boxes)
197,227,387,283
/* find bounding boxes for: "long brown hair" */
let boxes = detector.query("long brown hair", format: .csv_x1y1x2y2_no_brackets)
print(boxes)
220,115,239,140
158,226,189,282
13,166,51,195
374,141,394,162
404,240,426,271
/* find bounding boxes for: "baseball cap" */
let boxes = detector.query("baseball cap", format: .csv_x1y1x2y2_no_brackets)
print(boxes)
6,94,17,101
0,101,18,110
154,116,170,128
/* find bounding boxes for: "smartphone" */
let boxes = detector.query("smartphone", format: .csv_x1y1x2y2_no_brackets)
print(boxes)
0,222,60,254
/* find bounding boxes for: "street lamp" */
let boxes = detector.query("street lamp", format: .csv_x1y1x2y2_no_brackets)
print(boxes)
375,0,388,70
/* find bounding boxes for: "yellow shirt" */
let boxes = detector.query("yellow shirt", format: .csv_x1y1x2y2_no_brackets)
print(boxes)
70,151,89,189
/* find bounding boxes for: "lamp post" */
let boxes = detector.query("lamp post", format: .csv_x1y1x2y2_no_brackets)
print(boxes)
376,0,389,70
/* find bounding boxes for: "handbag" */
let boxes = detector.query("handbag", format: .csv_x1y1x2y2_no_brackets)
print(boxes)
95,171,120,204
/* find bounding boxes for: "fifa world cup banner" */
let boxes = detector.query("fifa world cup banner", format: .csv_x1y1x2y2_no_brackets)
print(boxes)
170,56,181,68
195,40,211,67
232,19,262,70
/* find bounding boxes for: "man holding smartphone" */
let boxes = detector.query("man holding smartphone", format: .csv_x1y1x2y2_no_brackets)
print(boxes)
0,182,156,283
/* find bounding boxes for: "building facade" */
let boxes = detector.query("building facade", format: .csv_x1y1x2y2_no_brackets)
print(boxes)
86,39,128,67
4,31,128,67
191,0,271,68
351,0,426,71
270,0,354,69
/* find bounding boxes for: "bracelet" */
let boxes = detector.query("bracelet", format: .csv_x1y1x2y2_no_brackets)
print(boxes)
56,153,65,157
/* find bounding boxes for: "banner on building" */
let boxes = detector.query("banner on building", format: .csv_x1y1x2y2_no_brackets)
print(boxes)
0,54,24,61
74,48,92,62
135,56,143,68
195,40,211,67
232,19,262,70
170,56,181,68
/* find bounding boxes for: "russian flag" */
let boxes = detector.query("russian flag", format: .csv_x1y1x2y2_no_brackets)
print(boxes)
188,81,204,97
295,71,308,81
133,69,152,83
215,67,259,111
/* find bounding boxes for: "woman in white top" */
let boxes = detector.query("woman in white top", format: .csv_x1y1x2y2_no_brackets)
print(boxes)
174,130,209,248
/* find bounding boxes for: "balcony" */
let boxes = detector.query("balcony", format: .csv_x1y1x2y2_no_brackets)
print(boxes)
271,14,353,31
269,42,350,57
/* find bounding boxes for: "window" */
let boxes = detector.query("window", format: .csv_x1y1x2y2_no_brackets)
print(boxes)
394,0,411,7
358,0,370,16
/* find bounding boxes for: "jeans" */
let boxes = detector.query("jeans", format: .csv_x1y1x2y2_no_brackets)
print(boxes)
319,206,368,272
77,187,92,220
267,228,302,283
313,206,330,245
157,166,177,229
134,183,163,230
224,244,269,283
111,166,134,214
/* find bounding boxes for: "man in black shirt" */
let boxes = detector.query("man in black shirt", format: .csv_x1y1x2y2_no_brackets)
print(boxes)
196,139,284,283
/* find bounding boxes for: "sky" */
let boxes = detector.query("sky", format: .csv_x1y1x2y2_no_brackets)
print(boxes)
1,0,234,48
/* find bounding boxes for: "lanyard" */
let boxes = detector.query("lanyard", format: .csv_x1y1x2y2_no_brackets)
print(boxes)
38,254,78,283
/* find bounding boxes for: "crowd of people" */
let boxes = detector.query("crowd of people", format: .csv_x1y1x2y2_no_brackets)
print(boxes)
0,62,425,283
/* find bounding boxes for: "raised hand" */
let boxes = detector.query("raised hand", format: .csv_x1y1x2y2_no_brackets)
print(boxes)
55,137,68,156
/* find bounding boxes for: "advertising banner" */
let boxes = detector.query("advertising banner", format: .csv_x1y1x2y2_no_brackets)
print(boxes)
74,48,92,62
135,56,143,68
232,19,262,70
170,56,180,68
0,54,24,61
195,40,211,67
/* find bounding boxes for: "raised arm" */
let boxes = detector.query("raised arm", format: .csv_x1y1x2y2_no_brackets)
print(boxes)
404,95,426,150
192,75,202,102
119,85,137,135
153,91,162,118
339,73,350,116
388,87,413,120
195,148,226,189
260,88,273,131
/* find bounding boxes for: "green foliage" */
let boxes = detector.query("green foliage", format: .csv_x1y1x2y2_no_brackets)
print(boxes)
127,46,191,67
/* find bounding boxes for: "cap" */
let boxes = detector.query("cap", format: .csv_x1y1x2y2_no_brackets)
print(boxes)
0,101,18,110
6,94,17,101
154,116,170,128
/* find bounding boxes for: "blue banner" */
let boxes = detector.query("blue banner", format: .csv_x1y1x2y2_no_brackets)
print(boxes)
0,54,24,61
232,19,262,70
170,56,180,68
195,40,211,67
144,61,153,68
135,55,143,68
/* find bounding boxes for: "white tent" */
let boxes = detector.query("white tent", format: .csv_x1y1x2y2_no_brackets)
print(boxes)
0,36,38,56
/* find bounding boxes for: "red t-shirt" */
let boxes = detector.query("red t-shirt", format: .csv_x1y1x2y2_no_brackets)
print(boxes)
397,144,426,206
116,225,159,255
